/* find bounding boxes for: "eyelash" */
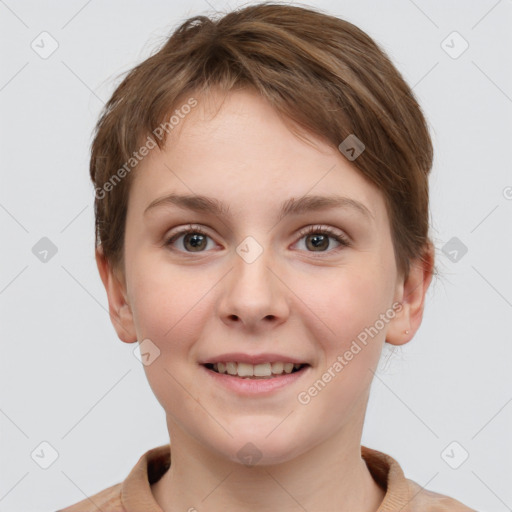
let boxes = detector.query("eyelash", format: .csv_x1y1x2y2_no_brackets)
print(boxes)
164,224,350,254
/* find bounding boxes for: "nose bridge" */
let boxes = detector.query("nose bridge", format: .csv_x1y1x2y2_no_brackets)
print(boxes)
232,236,277,303
217,235,289,326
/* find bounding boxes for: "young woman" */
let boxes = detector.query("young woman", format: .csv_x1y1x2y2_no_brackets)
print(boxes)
59,3,475,510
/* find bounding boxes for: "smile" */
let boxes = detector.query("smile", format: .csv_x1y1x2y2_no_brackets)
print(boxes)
205,361,308,379
201,362,311,395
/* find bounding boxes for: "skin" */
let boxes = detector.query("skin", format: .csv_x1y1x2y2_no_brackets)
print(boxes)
96,87,434,511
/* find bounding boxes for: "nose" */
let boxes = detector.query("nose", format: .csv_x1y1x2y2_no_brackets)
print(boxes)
216,244,290,331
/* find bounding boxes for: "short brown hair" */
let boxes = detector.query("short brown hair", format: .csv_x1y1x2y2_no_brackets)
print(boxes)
91,1,434,281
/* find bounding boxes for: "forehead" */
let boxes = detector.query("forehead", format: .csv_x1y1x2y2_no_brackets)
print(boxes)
129,88,386,223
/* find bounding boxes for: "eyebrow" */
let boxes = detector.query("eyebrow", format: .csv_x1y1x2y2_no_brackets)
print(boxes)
144,193,374,222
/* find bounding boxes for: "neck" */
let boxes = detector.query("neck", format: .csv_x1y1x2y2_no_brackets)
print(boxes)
152,417,385,512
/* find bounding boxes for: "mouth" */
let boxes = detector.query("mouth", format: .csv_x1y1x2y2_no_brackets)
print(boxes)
202,362,310,379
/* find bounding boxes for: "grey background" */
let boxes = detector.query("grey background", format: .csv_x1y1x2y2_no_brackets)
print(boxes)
1,0,511,510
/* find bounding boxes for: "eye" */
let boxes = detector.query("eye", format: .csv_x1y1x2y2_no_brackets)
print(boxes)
164,224,350,255
294,225,350,254
164,224,216,253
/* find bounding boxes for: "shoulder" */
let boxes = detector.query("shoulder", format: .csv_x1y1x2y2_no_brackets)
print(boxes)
361,445,476,511
56,482,123,512
405,478,477,511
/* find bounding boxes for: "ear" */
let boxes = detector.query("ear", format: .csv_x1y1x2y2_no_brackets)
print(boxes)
386,242,435,346
95,245,138,344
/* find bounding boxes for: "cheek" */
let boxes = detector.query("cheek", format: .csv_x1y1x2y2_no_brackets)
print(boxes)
296,265,389,399
300,264,390,343
295,271,386,432
131,268,215,416
128,256,212,343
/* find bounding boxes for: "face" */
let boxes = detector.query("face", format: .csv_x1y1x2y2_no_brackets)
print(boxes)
104,88,415,465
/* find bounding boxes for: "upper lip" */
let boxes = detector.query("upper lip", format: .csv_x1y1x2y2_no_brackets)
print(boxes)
200,353,310,365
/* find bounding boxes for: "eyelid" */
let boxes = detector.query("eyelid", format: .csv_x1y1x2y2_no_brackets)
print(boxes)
296,224,350,242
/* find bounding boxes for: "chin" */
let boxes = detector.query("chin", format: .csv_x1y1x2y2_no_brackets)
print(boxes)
211,431,308,467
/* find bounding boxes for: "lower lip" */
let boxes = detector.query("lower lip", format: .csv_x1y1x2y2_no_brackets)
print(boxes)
200,364,310,395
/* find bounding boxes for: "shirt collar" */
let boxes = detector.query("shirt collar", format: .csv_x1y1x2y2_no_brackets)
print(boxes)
121,443,411,511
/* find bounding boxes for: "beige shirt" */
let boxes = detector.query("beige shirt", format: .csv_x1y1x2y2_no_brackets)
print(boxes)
57,444,476,511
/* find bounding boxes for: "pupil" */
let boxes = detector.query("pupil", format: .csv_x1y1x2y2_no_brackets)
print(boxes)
185,233,206,251
308,234,327,250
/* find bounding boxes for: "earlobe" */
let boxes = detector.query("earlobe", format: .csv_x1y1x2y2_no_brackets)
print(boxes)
386,242,435,346
95,246,138,344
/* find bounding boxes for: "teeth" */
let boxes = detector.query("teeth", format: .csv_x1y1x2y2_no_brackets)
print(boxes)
254,363,272,377
284,363,294,374
226,362,237,376
211,362,305,378
271,362,283,374
237,362,254,377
